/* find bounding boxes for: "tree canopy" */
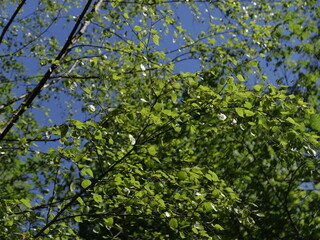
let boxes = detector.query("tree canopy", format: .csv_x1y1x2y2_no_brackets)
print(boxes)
0,0,319,239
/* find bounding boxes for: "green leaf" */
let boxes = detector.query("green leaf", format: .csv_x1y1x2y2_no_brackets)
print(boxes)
208,170,219,181
104,217,114,227
70,182,76,192
93,194,103,203
235,108,244,117
208,38,216,45
81,168,94,178
244,109,255,116
4,220,14,226
203,202,215,212
59,124,68,137
133,25,142,31
74,216,83,223
81,179,92,189
20,199,32,208
286,117,298,125
237,74,245,82
253,84,263,92
244,102,252,109
165,15,174,24
70,119,85,129
83,87,92,95
192,228,199,234
171,92,178,104
162,109,178,117
179,231,186,239
49,213,55,220
214,224,224,230
77,197,85,206
112,72,122,80
153,35,160,46
310,114,320,131
177,171,188,180
169,218,178,229
93,130,103,140
147,145,157,155
154,102,162,111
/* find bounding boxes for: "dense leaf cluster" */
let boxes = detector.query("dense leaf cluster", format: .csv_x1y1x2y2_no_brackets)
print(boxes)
0,0,319,239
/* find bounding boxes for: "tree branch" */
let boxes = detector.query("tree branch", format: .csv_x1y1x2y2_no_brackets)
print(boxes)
0,0,96,141
0,0,26,45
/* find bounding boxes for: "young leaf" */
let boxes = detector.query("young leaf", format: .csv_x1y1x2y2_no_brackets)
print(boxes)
93,194,103,203
133,25,142,31
81,168,94,178
74,216,83,223
104,217,114,228
77,197,85,206
153,34,160,46
147,145,157,155
310,114,320,131
169,218,178,229
81,179,92,189
237,74,245,82
235,108,244,117
20,199,32,208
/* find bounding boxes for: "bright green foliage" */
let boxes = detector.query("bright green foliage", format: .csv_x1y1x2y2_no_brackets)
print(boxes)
0,0,319,239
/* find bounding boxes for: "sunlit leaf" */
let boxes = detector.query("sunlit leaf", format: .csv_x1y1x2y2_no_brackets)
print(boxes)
81,179,92,189
169,218,178,229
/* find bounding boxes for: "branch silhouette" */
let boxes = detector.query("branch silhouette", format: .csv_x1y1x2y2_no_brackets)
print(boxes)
0,0,98,141
0,0,26,45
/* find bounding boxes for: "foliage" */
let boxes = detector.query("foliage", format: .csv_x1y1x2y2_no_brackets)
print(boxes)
0,0,319,239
